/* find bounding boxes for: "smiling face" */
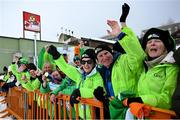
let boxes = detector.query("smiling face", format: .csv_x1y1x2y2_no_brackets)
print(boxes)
29,69,37,78
81,58,95,74
145,39,167,58
18,64,27,72
96,50,113,68
51,70,62,81
43,63,53,74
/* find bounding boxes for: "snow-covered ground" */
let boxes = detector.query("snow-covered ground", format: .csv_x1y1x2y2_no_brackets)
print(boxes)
0,96,13,120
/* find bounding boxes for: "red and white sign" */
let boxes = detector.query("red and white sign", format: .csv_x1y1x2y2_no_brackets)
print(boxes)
23,11,41,32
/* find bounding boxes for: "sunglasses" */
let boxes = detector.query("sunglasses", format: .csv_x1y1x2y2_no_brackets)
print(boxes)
81,60,93,65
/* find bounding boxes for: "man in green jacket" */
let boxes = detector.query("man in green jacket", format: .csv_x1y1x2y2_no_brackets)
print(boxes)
93,3,145,119
94,3,144,99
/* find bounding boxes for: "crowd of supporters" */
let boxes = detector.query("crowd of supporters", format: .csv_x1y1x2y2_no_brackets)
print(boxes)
1,3,180,119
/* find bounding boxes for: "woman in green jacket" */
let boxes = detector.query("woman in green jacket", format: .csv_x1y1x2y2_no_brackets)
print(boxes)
116,27,179,119
47,47,104,119
126,28,179,110
101,3,179,118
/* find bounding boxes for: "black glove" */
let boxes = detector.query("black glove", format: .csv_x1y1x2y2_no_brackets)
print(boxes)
173,47,180,66
93,86,106,102
94,87,110,119
47,45,61,60
37,74,43,83
120,3,130,22
70,88,81,107
127,97,143,106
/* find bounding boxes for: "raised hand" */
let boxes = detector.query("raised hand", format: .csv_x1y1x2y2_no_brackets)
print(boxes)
47,45,60,60
107,20,121,37
120,3,130,22
21,74,28,83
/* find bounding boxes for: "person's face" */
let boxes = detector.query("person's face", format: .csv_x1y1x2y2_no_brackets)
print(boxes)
81,58,94,74
145,39,167,58
18,64,26,72
29,69,37,78
74,60,81,66
43,63,52,74
51,71,61,80
97,50,113,68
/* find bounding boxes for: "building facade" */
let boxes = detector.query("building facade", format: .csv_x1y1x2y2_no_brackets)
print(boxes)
0,36,64,73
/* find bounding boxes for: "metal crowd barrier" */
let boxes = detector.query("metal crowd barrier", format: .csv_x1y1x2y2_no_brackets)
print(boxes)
0,87,177,119
1,87,104,119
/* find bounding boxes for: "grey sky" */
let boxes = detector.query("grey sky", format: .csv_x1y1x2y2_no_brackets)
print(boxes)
0,0,180,42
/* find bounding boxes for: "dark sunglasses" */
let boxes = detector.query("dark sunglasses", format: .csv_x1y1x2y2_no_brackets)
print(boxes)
81,60,93,65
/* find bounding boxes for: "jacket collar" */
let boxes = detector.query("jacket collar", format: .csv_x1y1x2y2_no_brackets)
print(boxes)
160,51,175,64
77,66,97,77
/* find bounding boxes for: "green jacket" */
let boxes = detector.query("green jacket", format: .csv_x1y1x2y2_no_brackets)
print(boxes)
138,62,179,109
40,80,65,94
51,77,76,95
112,27,145,96
55,55,104,119
2,73,10,82
39,78,76,119
22,77,41,92
10,64,31,88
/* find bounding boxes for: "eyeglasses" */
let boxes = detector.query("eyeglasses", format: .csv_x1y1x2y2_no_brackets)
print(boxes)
81,60,93,65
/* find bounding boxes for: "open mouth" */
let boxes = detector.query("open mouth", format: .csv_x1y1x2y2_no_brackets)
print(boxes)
150,48,157,52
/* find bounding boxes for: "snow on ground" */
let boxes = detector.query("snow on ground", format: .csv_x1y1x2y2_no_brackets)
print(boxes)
0,96,13,120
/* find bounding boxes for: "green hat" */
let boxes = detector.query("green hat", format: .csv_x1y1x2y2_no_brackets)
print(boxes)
19,57,29,64
73,55,80,62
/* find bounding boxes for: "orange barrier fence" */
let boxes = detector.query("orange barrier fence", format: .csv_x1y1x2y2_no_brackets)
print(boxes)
34,90,104,119
0,87,177,119
2,87,104,119
148,106,176,119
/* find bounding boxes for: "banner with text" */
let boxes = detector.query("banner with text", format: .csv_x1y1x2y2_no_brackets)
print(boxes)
23,11,41,32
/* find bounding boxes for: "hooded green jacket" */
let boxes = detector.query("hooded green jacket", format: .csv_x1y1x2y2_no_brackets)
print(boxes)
10,64,31,87
54,55,104,119
11,64,40,91
112,27,145,96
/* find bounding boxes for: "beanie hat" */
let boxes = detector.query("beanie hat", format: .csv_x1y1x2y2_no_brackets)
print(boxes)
73,55,80,62
3,66,8,72
19,57,29,65
27,63,37,71
142,28,175,52
81,49,96,63
95,44,113,57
